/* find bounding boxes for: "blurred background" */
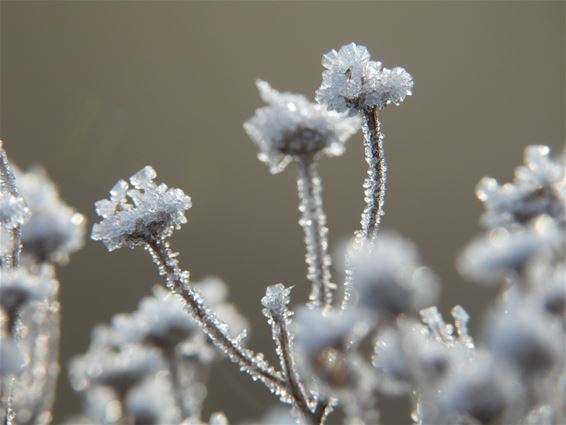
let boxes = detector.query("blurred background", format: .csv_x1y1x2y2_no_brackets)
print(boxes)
1,1,564,423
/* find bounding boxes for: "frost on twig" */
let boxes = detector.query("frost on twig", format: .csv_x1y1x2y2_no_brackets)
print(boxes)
245,80,359,309
316,42,413,241
92,167,288,403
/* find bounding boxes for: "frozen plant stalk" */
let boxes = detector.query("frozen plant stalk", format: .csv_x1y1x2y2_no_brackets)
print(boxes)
316,42,413,241
244,80,359,308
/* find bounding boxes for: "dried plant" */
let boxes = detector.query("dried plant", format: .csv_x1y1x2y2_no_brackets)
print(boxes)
0,43,564,425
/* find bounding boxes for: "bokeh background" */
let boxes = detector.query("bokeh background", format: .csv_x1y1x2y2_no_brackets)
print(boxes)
1,1,564,423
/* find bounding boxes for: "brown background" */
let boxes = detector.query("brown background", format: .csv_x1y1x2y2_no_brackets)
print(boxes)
1,1,564,424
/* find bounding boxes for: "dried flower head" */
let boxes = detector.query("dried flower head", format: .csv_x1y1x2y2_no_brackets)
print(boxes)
15,166,85,264
0,267,55,320
92,166,192,251
244,80,360,173
477,145,566,229
316,42,413,113
350,233,439,316
458,215,561,284
70,344,162,397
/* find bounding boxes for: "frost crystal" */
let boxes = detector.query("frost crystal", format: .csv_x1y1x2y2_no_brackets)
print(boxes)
244,80,360,173
316,42,413,113
476,145,566,229
350,233,439,316
261,283,292,317
92,166,192,251
14,166,85,264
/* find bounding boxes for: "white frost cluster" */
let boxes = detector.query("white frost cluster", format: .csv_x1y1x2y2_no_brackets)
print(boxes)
92,166,192,251
315,42,413,113
244,80,360,173
14,166,85,264
350,233,439,316
476,145,566,229
0,267,55,318
458,215,561,284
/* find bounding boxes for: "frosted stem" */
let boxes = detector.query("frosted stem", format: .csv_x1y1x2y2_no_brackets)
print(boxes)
266,310,316,423
341,108,386,309
296,157,333,309
360,107,386,240
145,238,287,398
163,349,190,420
0,142,23,269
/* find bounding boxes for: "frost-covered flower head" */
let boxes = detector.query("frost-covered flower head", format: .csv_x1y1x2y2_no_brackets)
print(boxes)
485,297,563,376
350,233,439,316
15,166,85,264
458,215,562,284
111,286,198,350
316,42,413,113
244,80,360,173
70,344,162,397
0,192,29,230
125,375,181,425
295,308,368,389
477,145,566,229
0,267,55,320
92,166,191,251
437,354,524,425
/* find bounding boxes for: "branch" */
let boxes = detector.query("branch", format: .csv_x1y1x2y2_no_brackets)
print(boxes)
145,238,288,399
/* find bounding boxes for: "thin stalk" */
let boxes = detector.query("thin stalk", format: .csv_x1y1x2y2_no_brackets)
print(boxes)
296,156,333,309
267,310,316,423
0,141,23,269
360,107,386,240
342,107,386,308
145,238,287,397
163,348,190,420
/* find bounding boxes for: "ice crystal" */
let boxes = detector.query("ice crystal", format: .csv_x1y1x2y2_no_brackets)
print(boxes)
14,166,85,264
244,80,360,174
477,145,566,229
316,42,413,113
261,284,292,318
92,166,191,251
350,233,439,316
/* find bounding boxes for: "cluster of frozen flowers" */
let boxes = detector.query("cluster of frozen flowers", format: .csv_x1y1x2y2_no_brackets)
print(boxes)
0,43,564,425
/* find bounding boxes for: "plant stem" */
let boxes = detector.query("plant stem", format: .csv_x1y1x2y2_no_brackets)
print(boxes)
267,309,318,423
0,141,23,269
360,107,386,241
145,238,287,398
296,156,333,309
163,348,190,420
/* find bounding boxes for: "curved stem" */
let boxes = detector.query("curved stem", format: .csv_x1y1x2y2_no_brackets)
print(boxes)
145,238,287,398
296,157,333,309
360,107,386,241
266,309,316,423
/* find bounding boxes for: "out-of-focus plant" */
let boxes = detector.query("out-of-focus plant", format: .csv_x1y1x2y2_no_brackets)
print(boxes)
0,42,564,425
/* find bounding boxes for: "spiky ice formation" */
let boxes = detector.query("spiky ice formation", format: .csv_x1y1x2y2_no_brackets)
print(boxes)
244,80,359,174
14,166,86,264
92,166,191,251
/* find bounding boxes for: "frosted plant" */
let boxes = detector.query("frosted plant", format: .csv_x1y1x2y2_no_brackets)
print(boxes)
316,42,413,242
1,44,565,425
349,233,439,317
245,81,360,308
14,166,86,264
476,145,566,229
